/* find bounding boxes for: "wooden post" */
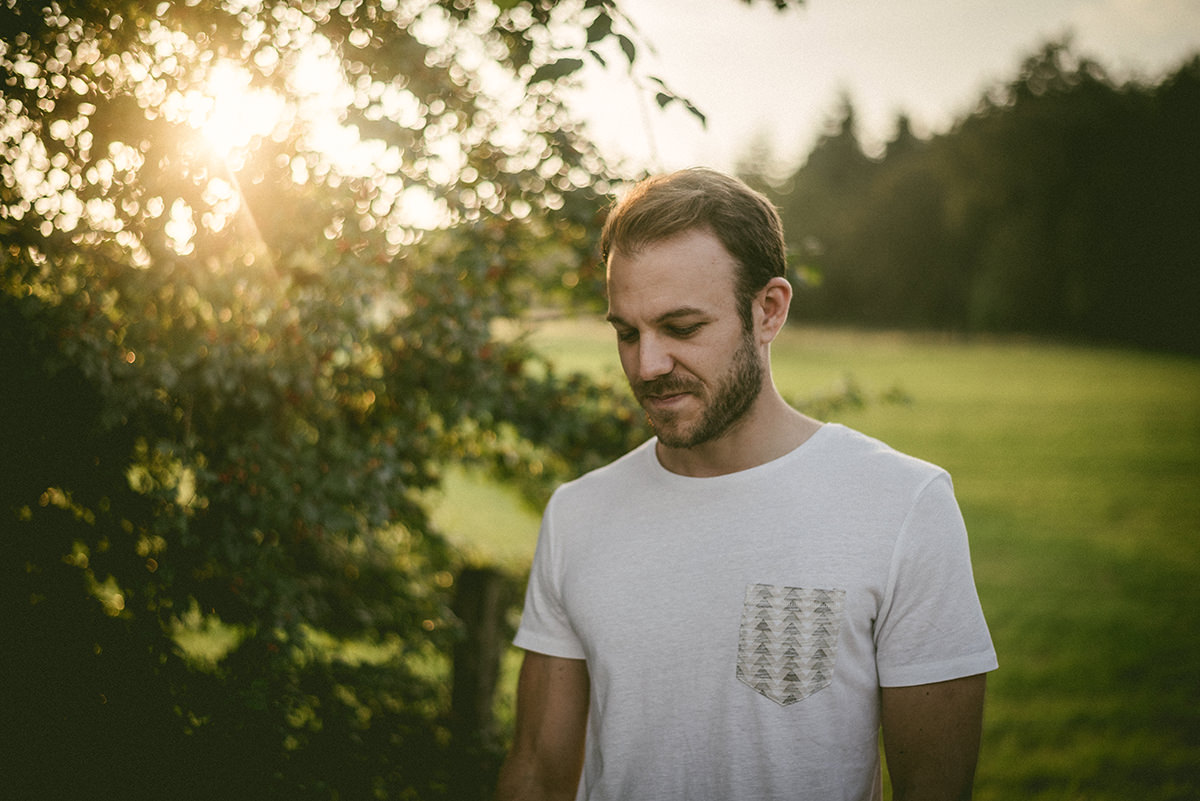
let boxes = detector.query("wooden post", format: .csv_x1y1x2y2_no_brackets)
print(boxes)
451,566,508,799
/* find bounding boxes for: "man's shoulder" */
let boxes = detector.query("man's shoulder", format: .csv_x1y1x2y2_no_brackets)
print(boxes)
553,437,658,498
813,423,948,487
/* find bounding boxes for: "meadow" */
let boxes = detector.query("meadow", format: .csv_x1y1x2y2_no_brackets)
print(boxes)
430,318,1200,800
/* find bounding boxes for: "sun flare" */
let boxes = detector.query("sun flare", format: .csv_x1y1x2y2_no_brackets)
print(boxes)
175,50,452,231
194,61,287,157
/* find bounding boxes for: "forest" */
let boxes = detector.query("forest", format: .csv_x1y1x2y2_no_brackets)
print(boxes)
748,41,1200,355
1,0,1196,798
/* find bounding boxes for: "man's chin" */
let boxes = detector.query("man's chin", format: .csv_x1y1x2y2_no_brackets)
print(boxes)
650,420,703,450
643,400,714,449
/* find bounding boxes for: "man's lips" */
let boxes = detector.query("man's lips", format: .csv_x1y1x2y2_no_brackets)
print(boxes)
635,377,702,410
641,391,692,408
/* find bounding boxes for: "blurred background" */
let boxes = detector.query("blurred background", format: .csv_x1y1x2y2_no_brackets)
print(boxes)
2,1,1197,799
573,0,1200,173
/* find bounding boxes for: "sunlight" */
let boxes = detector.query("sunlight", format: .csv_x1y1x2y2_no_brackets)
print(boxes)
196,60,287,157
171,45,456,232
183,49,387,181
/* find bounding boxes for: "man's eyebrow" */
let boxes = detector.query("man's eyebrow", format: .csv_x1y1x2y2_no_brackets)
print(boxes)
606,307,708,327
654,307,708,324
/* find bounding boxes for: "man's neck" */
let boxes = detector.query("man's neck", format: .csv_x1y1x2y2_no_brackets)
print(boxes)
655,390,821,478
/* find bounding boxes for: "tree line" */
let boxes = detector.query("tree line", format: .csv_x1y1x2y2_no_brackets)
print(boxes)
745,42,1200,355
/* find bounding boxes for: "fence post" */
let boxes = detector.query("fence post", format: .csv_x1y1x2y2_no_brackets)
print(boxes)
451,566,509,799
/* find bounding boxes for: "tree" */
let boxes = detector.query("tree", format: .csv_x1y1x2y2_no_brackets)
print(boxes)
777,95,876,322
0,1,694,797
767,41,1200,353
943,41,1200,347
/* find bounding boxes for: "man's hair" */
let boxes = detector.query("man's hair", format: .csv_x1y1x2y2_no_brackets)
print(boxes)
600,167,787,330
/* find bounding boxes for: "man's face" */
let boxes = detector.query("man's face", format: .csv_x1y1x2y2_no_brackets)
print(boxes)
605,228,765,449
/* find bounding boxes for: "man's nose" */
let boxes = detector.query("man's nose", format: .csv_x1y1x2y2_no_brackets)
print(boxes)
637,334,674,381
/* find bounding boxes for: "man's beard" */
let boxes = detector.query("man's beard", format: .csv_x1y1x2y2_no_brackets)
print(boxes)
634,332,764,449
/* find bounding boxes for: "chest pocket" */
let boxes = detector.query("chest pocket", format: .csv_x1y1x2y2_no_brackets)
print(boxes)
736,583,846,706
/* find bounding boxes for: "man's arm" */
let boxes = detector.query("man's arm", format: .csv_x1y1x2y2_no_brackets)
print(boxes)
494,650,590,801
881,673,988,801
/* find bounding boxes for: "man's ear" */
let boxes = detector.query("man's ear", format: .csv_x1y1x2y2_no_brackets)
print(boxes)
755,277,793,344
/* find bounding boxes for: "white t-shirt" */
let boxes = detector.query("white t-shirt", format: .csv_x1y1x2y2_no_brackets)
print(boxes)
514,423,998,801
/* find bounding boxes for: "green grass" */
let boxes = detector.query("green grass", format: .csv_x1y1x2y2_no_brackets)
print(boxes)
767,327,1200,800
427,466,543,571
430,319,1200,800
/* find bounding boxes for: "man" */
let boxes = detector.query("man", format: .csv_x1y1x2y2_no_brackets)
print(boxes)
495,168,997,801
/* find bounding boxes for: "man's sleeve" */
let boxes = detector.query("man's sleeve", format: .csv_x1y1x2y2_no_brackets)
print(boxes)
513,492,588,660
875,472,998,687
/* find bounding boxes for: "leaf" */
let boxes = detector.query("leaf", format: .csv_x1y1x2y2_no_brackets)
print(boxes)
586,11,612,45
617,33,636,65
588,49,608,68
530,57,585,84
646,75,706,126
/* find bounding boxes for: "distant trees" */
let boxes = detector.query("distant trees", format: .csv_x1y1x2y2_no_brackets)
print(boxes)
768,42,1200,354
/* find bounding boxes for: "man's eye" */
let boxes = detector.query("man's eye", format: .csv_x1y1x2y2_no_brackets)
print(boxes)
615,329,638,343
668,323,703,338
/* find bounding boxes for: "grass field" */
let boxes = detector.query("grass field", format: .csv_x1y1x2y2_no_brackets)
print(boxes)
430,318,1200,800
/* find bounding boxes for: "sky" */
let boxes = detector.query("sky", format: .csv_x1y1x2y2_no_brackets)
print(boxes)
566,0,1200,176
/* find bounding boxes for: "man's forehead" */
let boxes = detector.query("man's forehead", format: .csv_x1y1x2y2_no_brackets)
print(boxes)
605,233,739,322
605,229,738,285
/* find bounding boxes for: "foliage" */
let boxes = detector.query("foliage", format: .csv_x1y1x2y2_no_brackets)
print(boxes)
767,41,1200,354
0,0,712,797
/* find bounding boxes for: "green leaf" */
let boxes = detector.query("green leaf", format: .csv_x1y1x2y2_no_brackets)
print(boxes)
586,11,612,45
530,57,585,84
617,33,636,65
646,75,706,126
683,98,708,127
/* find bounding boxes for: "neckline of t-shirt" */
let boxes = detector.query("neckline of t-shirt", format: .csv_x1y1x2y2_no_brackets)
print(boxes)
646,422,842,485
